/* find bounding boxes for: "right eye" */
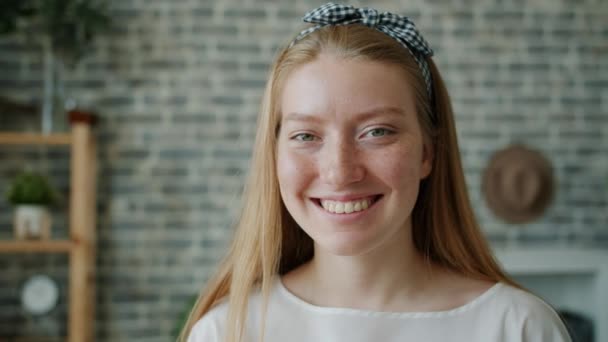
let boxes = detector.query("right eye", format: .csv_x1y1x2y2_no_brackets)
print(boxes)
291,133,317,142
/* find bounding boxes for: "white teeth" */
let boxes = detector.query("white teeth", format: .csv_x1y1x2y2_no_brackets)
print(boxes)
320,198,374,214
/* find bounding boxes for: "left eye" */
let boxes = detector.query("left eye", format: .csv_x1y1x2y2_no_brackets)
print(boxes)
365,128,391,137
292,133,317,141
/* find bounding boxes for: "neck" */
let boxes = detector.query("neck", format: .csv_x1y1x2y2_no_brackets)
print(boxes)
301,226,437,311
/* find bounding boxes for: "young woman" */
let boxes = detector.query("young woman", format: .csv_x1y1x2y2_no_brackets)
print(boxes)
180,3,572,342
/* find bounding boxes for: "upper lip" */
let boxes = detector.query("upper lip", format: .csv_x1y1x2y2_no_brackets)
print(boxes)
312,194,381,202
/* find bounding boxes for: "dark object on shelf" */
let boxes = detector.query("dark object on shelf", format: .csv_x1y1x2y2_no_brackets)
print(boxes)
559,310,594,342
0,96,38,115
482,144,554,224
68,109,97,126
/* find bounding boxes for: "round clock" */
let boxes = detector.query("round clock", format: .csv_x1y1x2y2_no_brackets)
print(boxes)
21,274,59,315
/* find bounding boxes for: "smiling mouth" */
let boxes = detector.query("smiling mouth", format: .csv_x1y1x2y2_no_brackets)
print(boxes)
312,195,383,214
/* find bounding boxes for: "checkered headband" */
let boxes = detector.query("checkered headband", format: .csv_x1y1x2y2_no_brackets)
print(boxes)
290,2,434,99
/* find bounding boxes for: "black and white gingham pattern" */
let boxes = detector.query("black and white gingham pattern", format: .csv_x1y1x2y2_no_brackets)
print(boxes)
290,2,434,100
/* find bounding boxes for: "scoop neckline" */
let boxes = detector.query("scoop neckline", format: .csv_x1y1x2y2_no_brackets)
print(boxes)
275,278,503,318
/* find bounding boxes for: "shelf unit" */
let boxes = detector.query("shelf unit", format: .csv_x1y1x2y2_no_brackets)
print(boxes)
0,112,97,342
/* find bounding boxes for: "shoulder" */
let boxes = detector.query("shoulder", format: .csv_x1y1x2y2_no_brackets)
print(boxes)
187,288,268,342
490,284,572,341
493,284,561,319
187,300,229,342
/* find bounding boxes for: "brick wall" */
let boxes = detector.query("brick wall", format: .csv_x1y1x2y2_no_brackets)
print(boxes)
0,0,606,340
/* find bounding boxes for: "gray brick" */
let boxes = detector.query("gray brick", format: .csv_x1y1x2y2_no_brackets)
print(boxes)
141,59,188,70
211,95,243,106
171,113,216,124
217,42,261,54
98,95,134,107
224,8,267,19
117,148,150,159
161,184,207,195
247,61,271,72
192,24,237,36
211,59,239,71
277,8,301,18
484,10,525,22
191,7,213,17
158,148,204,160
110,8,139,20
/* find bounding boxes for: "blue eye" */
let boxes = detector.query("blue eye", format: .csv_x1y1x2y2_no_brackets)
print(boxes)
366,128,391,137
293,133,316,141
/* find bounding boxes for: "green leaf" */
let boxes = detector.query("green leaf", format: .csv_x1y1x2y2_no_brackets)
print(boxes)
5,172,59,206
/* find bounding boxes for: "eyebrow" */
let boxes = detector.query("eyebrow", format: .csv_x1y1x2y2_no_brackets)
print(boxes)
282,107,407,123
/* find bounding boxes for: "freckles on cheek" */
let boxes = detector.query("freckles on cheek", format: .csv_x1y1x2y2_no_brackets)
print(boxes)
376,149,419,181
277,150,315,193
293,157,316,182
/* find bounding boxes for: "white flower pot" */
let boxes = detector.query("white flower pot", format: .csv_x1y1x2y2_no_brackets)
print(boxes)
14,205,52,240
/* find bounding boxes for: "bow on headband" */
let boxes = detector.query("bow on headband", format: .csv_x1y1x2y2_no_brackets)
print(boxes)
291,3,434,99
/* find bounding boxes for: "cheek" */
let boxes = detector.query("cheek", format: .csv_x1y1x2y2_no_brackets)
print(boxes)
370,146,423,186
276,147,316,198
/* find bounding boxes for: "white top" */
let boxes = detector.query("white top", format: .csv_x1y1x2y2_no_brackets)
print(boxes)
188,279,572,342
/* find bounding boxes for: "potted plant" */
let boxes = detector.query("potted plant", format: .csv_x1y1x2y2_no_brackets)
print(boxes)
0,1,38,115
2,0,111,133
5,171,59,240
34,0,111,133
0,0,35,35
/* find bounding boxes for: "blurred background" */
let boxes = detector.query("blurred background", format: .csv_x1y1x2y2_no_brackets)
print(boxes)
0,0,606,341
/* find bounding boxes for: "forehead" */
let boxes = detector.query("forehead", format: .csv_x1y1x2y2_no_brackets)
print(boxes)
280,54,416,121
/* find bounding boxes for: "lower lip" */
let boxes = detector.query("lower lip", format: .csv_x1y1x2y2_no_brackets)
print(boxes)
312,196,383,223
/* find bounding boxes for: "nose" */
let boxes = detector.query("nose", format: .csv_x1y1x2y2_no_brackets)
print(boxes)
319,138,365,187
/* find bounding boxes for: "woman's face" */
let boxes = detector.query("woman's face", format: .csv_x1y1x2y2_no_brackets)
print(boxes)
276,53,432,256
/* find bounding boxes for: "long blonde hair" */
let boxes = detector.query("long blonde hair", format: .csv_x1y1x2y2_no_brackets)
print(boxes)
178,24,517,342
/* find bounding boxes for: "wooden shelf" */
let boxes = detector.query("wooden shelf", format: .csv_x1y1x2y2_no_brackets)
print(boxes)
11,337,65,342
1,114,97,341
0,132,72,146
0,240,74,253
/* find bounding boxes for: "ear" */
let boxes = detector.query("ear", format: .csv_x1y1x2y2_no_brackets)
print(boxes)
420,142,434,179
